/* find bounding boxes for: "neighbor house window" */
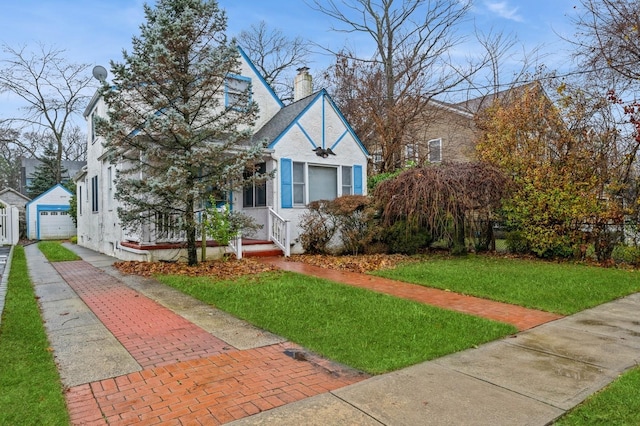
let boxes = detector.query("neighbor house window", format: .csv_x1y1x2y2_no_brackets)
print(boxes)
91,175,99,212
341,166,352,195
225,75,251,110
405,144,417,164
428,138,442,163
243,162,267,208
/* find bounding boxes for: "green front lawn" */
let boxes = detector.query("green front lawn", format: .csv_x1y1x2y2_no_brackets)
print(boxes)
0,246,69,425
37,241,80,262
157,271,517,374
555,365,640,425
372,255,640,315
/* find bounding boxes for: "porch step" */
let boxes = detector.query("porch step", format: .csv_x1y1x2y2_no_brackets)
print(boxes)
243,249,284,258
241,239,284,258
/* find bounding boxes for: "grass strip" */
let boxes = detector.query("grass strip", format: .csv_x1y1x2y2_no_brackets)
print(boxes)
157,271,516,374
373,255,640,315
0,245,69,425
38,241,80,262
554,365,640,425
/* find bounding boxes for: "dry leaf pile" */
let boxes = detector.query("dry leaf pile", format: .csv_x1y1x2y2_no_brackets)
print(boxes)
288,253,412,273
114,253,412,280
114,257,278,279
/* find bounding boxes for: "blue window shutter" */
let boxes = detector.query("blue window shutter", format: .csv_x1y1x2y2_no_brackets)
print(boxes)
281,158,293,208
354,165,363,195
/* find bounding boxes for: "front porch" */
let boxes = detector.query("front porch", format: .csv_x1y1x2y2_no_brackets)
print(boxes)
117,238,285,262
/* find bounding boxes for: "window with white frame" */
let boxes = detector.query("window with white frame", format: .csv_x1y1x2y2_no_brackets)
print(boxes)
428,138,442,163
225,75,251,110
293,161,305,205
308,165,338,203
341,166,352,195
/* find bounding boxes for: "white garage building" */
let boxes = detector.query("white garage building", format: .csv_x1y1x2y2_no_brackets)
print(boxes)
26,184,76,240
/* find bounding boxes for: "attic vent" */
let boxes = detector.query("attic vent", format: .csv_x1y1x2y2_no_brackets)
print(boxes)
294,67,312,102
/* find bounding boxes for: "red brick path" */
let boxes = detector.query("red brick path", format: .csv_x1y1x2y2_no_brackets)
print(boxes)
53,261,366,425
261,257,563,331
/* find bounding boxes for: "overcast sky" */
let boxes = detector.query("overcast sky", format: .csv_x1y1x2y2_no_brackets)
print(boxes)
0,0,581,120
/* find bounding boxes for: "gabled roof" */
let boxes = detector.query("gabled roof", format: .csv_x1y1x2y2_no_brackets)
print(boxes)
454,82,543,115
253,89,369,156
0,187,30,202
26,183,73,207
252,91,318,146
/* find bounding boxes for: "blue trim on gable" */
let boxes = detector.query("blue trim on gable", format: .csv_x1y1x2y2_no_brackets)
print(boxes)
330,130,349,151
26,184,73,209
237,45,284,108
321,90,369,156
26,184,73,240
267,92,324,149
267,90,369,157
296,123,317,149
322,97,326,149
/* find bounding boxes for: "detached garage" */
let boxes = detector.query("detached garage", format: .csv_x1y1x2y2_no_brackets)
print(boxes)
26,184,76,240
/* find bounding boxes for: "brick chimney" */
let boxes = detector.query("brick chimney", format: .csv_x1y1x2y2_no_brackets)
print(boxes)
294,67,312,101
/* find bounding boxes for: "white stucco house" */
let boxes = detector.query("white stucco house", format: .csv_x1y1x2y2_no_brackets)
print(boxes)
75,47,369,261
26,184,76,240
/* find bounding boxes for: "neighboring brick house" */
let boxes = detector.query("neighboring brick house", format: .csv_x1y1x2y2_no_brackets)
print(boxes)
393,83,543,168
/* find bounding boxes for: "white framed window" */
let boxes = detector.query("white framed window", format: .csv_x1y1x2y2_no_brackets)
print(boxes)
341,166,352,195
308,165,338,203
225,75,251,110
428,138,442,163
293,162,306,205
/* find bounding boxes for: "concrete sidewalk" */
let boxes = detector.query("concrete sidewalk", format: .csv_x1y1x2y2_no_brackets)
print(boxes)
22,243,640,425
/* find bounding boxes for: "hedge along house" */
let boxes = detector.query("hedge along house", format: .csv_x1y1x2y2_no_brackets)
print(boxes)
75,47,369,262
26,184,76,240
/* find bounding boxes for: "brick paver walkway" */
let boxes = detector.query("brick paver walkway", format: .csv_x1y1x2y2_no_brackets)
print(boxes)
53,261,366,425
261,257,563,331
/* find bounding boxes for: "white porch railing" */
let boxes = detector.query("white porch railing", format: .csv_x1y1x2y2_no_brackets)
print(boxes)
228,232,243,259
268,208,291,257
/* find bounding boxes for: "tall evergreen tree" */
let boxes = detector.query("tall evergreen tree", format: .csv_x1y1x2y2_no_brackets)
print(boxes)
98,0,264,265
27,141,67,198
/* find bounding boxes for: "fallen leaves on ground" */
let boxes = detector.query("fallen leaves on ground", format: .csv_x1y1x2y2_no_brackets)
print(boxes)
288,253,414,273
114,253,413,280
114,257,278,280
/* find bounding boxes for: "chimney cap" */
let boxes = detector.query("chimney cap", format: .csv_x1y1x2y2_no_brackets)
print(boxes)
296,66,310,74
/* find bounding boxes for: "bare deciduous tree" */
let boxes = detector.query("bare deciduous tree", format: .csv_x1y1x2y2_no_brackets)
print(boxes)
238,21,312,103
572,0,640,82
0,43,92,181
309,0,488,172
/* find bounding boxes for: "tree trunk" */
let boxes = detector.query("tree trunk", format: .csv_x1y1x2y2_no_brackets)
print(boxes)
186,195,198,265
